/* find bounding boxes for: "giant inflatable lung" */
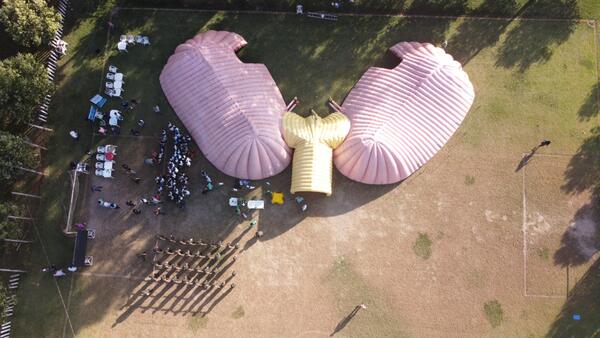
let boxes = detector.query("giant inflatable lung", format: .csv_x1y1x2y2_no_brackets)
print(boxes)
334,42,475,184
160,31,291,180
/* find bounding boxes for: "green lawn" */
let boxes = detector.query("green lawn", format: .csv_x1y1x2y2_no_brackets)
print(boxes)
10,2,600,337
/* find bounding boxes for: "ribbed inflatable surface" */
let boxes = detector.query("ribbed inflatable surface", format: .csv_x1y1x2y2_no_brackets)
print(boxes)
334,42,475,185
283,111,350,196
159,30,291,180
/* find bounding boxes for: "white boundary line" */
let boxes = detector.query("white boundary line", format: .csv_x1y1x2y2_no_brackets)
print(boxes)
29,216,76,336
76,272,147,280
116,6,597,23
594,21,600,125
521,153,569,299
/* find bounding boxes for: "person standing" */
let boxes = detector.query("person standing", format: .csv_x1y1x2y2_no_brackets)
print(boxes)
137,252,147,261
69,130,79,140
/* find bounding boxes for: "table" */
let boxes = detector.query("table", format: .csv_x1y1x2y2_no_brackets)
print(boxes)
247,200,265,209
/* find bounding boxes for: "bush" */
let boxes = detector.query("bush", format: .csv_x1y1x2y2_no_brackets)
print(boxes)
483,300,504,328
0,0,61,48
0,53,54,130
413,233,432,259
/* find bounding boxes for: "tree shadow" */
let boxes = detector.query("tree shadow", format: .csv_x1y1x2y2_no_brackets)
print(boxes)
495,0,579,71
558,123,600,267
548,84,600,337
553,201,600,267
545,257,600,337
577,84,599,122
561,127,600,196
405,0,467,16
447,0,521,65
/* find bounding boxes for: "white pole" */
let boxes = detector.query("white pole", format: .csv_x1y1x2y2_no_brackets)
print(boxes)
0,268,27,273
28,123,53,132
24,141,47,150
13,166,46,176
7,215,34,221
11,192,42,199
1,238,34,244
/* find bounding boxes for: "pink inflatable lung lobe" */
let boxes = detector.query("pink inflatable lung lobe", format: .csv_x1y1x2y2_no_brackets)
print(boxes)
334,42,475,185
159,31,291,180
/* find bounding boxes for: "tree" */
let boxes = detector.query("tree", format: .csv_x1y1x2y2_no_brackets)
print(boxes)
0,53,53,130
0,0,61,48
0,131,38,188
0,202,25,239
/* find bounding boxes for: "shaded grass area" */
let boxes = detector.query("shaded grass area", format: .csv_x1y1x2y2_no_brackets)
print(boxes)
118,0,600,20
8,6,600,337
12,1,117,337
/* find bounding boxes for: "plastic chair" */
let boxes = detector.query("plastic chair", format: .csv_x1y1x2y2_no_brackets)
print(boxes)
105,82,114,89
108,65,118,73
106,73,115,80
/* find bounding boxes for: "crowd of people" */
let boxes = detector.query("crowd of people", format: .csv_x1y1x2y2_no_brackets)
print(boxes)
155,123,192,208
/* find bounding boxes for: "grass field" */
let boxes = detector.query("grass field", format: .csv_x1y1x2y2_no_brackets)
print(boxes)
10,3,600,338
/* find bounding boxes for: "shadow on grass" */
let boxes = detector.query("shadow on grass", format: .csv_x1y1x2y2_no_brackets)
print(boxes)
495,0,579,71
448,0,521,65
577,83,599,122
546,257,600,337
16,8,475,335
550,82,600,338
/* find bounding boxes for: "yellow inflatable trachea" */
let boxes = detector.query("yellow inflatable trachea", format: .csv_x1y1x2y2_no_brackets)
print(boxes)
282,109,351,196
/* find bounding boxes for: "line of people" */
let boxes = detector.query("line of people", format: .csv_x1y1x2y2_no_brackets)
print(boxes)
149,270,235,289
156,234,239,249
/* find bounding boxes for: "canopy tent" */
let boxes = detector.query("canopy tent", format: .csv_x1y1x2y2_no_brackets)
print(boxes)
159,30,291,180
334,42,475,185
283,110,350,196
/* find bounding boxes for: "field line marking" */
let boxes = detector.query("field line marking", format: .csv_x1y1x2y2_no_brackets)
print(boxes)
76,271,147,280
594,20,600,126
522,157,528,297
116,6,596,22
521,153,568,299
29,218,76,336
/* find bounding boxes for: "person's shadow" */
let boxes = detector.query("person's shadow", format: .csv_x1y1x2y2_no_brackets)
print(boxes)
330,305,363,336
515,146,540,172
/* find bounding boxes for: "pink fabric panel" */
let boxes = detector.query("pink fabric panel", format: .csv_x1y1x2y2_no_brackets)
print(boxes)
159,31,291,179
334,42,475,184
